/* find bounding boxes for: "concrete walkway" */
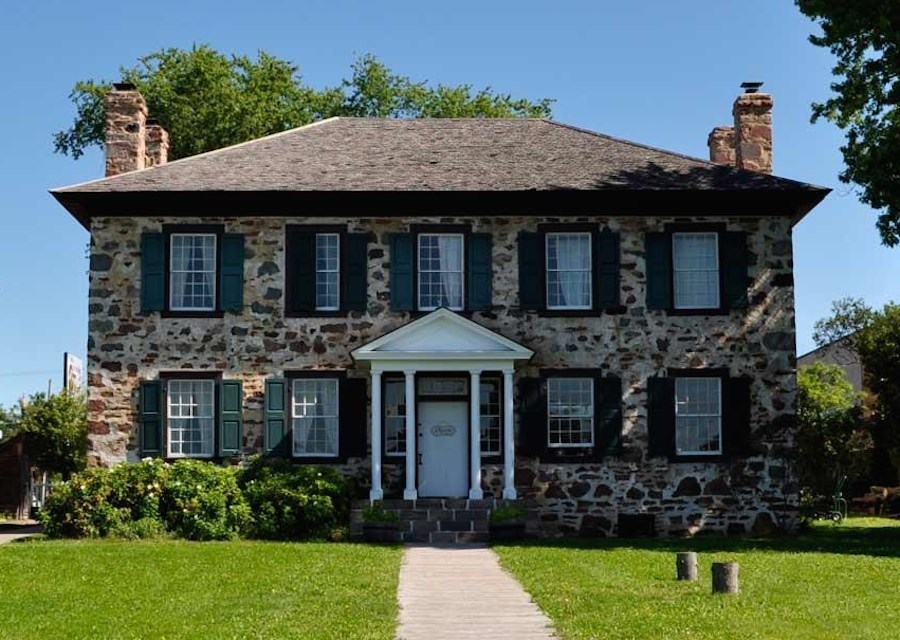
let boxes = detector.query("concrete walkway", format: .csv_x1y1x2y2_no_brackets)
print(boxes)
396,544,556,640
0,524,41,545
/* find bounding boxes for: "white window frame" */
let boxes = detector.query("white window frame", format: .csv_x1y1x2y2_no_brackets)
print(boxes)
384,377,406,458
674,377,723,456
545,232,593,310
166,378,215,459
315,233,340,311
480,379,502,456
169,233,217,312
672,232,720,310
291,378,340,458
417,233,465,311
546,377,595,448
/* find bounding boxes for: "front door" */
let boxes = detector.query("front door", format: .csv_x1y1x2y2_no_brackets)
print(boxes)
418,401,468,497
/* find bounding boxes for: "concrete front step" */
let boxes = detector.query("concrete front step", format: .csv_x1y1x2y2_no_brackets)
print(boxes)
350,497,521,543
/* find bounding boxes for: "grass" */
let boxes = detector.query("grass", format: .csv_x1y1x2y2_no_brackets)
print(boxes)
0,539,402,640
495,517,900,640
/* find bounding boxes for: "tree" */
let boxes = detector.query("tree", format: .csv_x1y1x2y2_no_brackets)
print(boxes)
796,362,871,495
17,392,87,479
53,46,554,161
796,2,900,246
0,403,20,442
812,296,874,347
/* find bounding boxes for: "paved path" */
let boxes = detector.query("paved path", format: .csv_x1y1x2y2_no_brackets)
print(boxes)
0,525,41,545
396,544,556,640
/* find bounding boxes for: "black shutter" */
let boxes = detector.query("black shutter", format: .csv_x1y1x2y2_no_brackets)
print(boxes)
218,380,243,457
344,233,369,312
518,378,546,456
645,232,672,311
596,377,623,456
219,234,245,312
140,233,165,312
647,377,675,459
518,231,543,311
287,231,315,312
723,377,752,457
722,231,749,309
339,378,368,460
597,228,620,310
466,233,493,311
389,233,414,311
264,378,287,456
139,380,163,457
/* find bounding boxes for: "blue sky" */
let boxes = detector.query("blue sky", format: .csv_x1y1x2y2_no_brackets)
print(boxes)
0,1,896,406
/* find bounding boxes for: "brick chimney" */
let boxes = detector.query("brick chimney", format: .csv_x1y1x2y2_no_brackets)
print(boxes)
145,119,169,167
104,83,147,176
708,82,773,174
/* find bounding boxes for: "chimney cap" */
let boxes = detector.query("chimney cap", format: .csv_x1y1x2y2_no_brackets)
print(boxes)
112,82,137,91
740,81,764,94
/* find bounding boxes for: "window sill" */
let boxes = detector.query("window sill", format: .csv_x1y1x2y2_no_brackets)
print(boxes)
665,308,730,317
161,310,226,319
528,306,627,318
285,310,352,318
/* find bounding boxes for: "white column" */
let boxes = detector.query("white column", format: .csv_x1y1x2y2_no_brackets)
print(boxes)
403,370,418,501
369,370,383,502
502,369,517,500
469,370,484,500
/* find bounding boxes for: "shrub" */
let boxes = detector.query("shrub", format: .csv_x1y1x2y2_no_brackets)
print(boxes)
238,457,353,540
361,505,399,522
40,467,127,538
489,504,527,522
109,517,169,540
160,460,250,541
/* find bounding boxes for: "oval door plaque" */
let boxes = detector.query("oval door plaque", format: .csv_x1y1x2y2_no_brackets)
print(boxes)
430,423,456,437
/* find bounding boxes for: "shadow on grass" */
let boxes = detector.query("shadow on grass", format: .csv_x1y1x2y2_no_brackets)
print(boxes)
497,521,900,559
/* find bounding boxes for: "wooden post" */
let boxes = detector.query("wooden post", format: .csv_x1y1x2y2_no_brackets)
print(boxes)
711,562,740,594
676,552,698,581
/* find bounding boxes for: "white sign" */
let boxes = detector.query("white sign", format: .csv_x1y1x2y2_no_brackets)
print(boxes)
63,353,84,393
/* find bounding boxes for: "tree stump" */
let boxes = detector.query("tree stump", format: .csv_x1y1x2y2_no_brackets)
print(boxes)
711,562,740,594
676,552,698,581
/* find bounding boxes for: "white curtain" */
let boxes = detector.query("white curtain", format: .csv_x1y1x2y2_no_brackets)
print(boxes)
557,235,589,307
437,235,463,308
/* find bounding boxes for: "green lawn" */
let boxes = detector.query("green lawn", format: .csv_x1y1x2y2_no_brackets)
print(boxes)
495,518,900,640
0,540,402,640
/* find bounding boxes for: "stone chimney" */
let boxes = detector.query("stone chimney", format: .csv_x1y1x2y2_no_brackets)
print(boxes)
708,82,773,174
145,119,169,167
104,83,147,176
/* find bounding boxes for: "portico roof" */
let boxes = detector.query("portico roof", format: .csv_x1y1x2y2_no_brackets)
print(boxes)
351,308,533,368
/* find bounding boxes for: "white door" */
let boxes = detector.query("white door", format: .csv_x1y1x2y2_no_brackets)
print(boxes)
418,401,468,497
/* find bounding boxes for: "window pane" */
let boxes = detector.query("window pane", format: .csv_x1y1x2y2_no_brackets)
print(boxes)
675,377,722,454
167,379,215,457
480,380,501,455
547,378,594,447
546,233,592,309
673,232,719,309
292,379,339,456
170,234,216,310
384,379,406,456
418,234,464,310
315,233,340,310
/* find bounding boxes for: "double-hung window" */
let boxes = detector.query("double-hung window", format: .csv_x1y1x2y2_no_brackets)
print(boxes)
674,377,722,455
546,232,592,310
166,379,215,458
285,227,369,315
672,232,719,309
169,233,217,311
418,233,464,310
292,378,339,457
315,233,340,311
547,378,595,447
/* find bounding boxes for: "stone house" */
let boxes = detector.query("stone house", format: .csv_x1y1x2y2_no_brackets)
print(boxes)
52,82,829,539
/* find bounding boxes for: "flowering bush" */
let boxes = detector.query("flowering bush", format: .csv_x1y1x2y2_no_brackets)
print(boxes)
160,460,250,541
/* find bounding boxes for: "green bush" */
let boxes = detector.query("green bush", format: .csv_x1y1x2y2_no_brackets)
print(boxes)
109,517,169,540
160,460,250,541
40,467,126,538
361,505,399,522
238,457,353,540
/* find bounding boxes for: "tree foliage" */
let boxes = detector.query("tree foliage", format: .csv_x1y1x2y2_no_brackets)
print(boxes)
0,404,20,442
796,1,900,245
812,296,875,347
53,46,554,161
17,392,87,478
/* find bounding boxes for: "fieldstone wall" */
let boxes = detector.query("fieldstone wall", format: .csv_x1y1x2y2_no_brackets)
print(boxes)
87,213,798,535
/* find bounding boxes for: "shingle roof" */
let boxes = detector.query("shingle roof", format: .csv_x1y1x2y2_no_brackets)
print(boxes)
52,117,825,194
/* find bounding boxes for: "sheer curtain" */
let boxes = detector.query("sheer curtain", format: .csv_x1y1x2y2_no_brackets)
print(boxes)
558,235,589,307
437,235,463,308
188,239,214,306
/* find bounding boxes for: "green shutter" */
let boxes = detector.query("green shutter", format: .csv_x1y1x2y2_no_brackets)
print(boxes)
596,377,623,456
338,378,368,460
389,233,414,311
288,232,315,312
722,231,749,309
467,233,493,311
219,234,245,312
343,233,369,312
139,380,163,457
141,233,165,312
218,380,243,457
518,231,543,311
518,378,546,456
647,377,675,459
723,377,752,457
597,229,620,310
264,378,287,456
645,232,672,310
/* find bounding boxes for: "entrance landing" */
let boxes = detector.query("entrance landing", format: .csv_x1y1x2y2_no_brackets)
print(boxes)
396,544,556,640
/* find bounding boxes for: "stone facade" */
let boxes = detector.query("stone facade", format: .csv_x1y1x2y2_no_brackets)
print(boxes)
86,212,799,536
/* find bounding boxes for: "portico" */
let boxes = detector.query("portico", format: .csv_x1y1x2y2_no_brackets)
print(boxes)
352,308,533,502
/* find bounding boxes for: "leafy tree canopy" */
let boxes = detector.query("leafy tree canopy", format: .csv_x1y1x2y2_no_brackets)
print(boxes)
812,296,875,347
53,46,554,161
0,403,20,442
17,392,87,478
796,1,900,246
